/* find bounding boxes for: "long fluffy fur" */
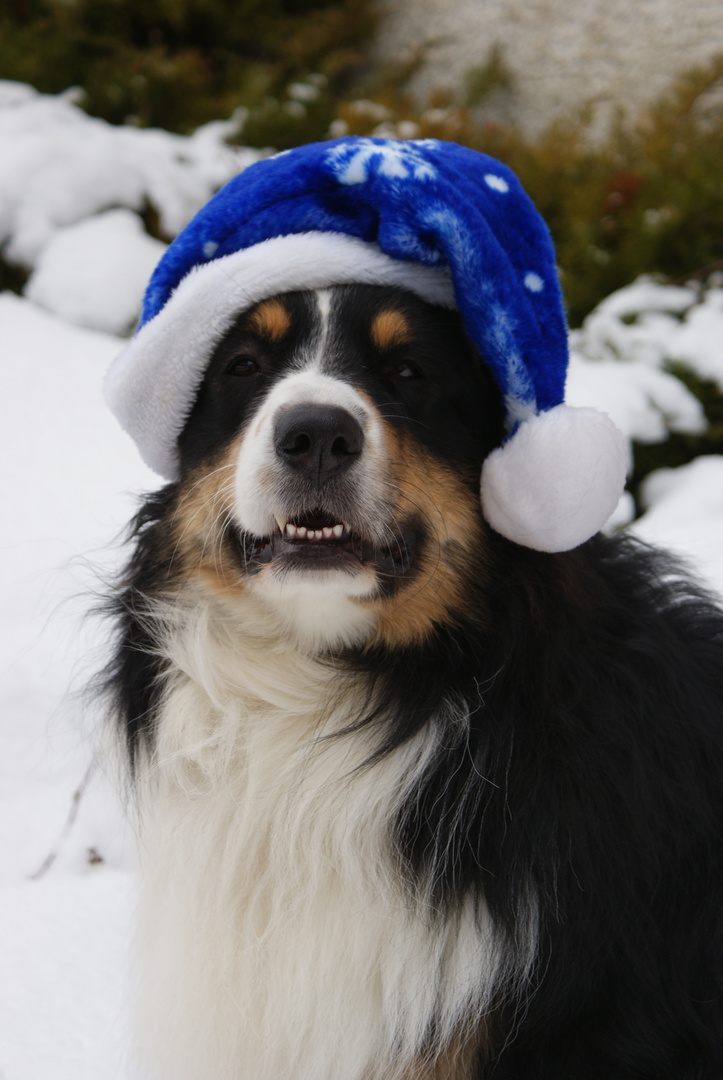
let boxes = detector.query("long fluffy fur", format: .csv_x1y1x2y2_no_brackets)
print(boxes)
104,286,723,1079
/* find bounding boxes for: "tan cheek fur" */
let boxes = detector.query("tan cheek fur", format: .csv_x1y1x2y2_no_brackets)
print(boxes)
361,426,489,650
169,436,247,599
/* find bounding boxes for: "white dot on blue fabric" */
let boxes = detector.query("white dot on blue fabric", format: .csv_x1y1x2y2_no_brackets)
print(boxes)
484,174,509,193
524,272,544,292
203,241,219,258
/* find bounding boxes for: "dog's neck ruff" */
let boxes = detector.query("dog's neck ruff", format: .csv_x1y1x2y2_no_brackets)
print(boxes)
133,591,536,1080
104,137,627,552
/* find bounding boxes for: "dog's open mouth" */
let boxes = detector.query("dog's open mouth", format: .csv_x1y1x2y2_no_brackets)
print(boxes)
274,511,353,545
232,508,416,577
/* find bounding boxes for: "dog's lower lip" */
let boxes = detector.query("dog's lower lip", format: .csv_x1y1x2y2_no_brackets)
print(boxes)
272,528,364,565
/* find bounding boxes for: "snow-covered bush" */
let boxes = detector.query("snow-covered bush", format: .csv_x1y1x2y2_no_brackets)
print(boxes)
569,275,723,503
0,81,262,334
573,276,723,393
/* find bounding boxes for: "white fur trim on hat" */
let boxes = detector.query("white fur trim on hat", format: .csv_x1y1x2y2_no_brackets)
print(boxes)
480,405,629,552
104,231,455,480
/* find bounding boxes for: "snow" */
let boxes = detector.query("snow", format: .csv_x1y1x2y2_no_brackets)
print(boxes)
0,80,261,270
571,274,723,391
633,456,723,590
0,873,135,1080
566,352,706,446
567,277,720,445
25,209,167,336
1,81,722,1079
669,288,723,388
0,292,153,1078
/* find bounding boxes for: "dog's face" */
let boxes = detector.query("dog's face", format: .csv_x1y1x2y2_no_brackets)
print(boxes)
175,285,504,650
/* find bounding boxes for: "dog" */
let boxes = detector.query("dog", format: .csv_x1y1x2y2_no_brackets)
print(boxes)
104,281,723,1079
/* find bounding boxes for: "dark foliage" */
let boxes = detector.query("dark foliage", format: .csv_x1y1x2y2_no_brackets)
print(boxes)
0,0,376,134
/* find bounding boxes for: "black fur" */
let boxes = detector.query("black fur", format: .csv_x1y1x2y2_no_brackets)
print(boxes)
379,534,723,1077
105,285,723,1078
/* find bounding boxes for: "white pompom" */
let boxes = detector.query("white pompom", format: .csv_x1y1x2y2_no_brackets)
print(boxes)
480,405,629,552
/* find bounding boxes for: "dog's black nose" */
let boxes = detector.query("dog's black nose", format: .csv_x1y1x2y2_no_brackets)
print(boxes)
274,405,364,482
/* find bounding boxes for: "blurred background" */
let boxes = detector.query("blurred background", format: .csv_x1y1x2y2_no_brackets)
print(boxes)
1,3,722,1078
3,0,723,474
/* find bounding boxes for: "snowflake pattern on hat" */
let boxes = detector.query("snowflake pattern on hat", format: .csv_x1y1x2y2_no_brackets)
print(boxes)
326,138,439,184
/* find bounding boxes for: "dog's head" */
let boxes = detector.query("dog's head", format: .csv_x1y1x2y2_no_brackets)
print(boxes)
169,285,504,650
108,141,628,592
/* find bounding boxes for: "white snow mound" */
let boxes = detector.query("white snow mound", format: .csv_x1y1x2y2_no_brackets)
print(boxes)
25,208,167,335
0,79,260,264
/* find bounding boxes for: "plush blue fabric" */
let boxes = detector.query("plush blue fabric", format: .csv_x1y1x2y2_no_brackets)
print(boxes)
140,137,568,420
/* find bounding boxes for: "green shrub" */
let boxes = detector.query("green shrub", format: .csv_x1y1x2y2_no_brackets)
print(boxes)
0,0,376,133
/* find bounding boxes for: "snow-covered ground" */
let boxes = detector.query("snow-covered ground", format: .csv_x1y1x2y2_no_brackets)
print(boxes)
1,83,722,1079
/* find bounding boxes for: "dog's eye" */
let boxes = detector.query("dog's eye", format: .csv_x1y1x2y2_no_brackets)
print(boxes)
228,355,259,377
395,360,421,379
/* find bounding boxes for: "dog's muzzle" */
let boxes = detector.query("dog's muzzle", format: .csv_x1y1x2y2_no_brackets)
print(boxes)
231,373,415,582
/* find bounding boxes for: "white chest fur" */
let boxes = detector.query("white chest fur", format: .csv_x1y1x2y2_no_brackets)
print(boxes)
132,599,514,1080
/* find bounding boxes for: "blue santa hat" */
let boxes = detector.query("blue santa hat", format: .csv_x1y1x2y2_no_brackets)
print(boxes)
105,136,627,553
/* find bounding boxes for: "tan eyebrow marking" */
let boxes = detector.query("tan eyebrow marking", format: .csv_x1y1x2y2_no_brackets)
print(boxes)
247,298,292,342
371,309,414,351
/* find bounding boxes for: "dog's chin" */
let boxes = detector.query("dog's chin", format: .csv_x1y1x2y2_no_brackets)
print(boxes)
230,508,417,651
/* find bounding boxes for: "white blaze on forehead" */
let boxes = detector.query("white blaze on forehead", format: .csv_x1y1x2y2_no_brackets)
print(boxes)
315,287,332,324
300,287,333,372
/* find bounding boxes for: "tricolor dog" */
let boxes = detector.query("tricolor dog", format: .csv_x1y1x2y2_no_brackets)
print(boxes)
103,138,723,1079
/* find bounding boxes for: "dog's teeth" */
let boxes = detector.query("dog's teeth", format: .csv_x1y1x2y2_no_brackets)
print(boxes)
343,522,352,534
274,514,288,532
281,521,348,542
